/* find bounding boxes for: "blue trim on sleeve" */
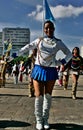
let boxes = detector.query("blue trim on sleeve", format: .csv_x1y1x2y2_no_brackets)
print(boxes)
61,59,66,65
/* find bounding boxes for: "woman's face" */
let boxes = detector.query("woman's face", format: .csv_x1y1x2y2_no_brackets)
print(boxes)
44,22,55,38
73,48,78,55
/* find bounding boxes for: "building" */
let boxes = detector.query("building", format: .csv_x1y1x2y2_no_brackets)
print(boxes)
0,32,3,55
80,46,83,58
2,27,30,56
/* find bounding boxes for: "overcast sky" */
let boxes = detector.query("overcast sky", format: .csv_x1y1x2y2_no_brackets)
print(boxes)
0,0,83,52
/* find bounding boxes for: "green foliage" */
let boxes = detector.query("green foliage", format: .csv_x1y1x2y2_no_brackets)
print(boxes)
10,55,28,65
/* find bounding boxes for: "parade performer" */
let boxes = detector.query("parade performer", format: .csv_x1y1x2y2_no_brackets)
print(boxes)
19,20,72,130
0,56,6,87
22,48,37,97
1,39,12,87
65,47,83,99
12,62,19,84
1,51,10,87
58,65,63,87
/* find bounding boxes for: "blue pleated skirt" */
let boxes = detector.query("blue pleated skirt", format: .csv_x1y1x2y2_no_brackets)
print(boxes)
31,65,58,81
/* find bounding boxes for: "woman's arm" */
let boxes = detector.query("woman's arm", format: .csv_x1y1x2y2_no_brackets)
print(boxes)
58,40,72,64
18,38,39,55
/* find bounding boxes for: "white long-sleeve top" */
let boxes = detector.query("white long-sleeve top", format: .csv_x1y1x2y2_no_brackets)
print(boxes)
19,37,72,67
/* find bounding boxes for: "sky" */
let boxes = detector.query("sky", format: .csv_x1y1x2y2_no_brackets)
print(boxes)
0,0,83,54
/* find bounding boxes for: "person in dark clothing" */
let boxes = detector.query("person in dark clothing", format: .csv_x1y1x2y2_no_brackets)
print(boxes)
12,62,19,84
65,47,83,99
22,48,37,97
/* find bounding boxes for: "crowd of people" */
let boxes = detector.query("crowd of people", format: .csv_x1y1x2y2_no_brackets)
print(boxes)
0,20,83,130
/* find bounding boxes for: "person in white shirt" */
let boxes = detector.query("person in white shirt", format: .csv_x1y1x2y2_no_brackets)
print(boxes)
12,62,19,84
19,20,72,130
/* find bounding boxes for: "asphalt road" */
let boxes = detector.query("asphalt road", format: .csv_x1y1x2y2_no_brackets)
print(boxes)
0,74,83,130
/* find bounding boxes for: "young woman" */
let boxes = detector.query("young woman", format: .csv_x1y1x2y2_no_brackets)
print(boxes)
19,20,72,130
65,47,83,99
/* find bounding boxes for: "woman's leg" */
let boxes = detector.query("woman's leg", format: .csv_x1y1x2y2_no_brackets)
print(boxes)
33,80,44,130
63,74,69,90
0,73,2,87
28,77,34,97
33,79,44,97
13,74,16,84
71,74,79,99
43,80,55,129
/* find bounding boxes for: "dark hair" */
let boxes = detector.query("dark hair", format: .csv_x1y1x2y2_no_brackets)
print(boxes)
72,47,80,55
44,20,55,29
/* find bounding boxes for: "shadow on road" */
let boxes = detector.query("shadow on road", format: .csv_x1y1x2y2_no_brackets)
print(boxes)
0,94,28,97
50,123,83,130
52,96,83,100
0,120,31,128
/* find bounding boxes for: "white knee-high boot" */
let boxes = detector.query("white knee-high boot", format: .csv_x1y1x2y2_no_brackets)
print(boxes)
35,96,43,130
43,93,51,129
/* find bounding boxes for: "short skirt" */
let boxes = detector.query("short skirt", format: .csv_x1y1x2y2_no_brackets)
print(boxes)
31,65,58,81
70,70,80,75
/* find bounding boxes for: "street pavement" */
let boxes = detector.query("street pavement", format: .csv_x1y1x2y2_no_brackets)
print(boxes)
0,75,83,130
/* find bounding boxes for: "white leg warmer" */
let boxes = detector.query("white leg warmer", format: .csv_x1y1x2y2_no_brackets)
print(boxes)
35,96,43,130
43,93,51,129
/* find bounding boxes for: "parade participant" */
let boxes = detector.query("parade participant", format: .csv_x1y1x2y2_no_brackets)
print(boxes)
58,65,63,87
6,63,12,79
65,47,83,99
22,48,37,97
19,20,72,130
0,56,5,87
0,55,6,87
12,62,19,84
19,61,24,82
